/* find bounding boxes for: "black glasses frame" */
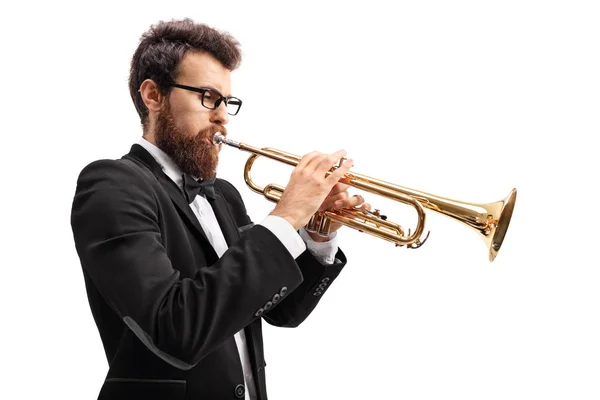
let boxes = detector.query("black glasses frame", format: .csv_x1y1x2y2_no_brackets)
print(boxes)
167,82,242,116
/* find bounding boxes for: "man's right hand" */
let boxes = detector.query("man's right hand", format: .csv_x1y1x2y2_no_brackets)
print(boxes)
270,149,354,230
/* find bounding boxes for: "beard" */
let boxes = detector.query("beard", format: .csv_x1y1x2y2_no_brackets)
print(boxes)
154,101,226,179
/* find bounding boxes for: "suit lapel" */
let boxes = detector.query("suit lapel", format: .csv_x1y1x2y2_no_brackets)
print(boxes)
123,145,217,260
160,173,215,246
207,188,241,247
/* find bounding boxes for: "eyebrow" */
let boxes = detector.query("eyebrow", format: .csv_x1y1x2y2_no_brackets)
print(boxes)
190,83,231,98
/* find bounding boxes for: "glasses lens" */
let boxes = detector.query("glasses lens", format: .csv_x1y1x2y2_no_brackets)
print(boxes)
227,98,242,115
201,89,220,109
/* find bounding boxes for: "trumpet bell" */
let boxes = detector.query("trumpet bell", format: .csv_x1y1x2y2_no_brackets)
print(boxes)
486,188,517,262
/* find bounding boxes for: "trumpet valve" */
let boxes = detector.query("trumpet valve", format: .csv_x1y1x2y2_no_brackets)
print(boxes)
305,212,331,237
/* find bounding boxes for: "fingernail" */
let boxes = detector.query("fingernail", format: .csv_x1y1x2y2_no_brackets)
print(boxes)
334,200,343,207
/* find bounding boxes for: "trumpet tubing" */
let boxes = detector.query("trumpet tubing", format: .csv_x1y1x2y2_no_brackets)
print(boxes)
213,133,516,262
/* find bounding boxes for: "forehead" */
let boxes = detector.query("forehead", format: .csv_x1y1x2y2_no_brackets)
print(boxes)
176,51,231,95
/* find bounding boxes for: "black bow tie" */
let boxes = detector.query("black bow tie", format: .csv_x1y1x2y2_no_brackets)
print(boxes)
182,174,216,203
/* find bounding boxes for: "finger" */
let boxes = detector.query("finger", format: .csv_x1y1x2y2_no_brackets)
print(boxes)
320,191,349,211
314,150,348,177
334,193,366,209
328,182,351,197
292,151,324,178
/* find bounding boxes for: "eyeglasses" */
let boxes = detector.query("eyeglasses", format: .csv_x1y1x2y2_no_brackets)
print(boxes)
167,82,242,116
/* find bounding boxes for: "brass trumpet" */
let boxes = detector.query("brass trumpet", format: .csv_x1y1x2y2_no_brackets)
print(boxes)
213,133,517,262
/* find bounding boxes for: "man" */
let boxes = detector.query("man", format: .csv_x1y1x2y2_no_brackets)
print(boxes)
70,19,367,400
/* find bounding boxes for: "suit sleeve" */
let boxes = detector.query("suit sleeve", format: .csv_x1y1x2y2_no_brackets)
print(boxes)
261,247,347,328
217,180,348,329
70,160,304,370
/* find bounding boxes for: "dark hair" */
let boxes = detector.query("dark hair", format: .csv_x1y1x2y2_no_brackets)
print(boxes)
128,18,242,130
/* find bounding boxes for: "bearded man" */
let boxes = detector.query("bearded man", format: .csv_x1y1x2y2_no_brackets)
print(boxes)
71,18,367,400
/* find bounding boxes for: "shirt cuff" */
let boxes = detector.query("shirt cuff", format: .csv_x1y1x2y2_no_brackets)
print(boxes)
299,227,339,265
258,215,306,259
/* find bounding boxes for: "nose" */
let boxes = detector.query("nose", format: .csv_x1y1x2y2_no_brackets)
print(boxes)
210,101,229,126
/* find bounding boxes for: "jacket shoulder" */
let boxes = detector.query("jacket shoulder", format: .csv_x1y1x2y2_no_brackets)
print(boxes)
76,157,155,186
72,157,159,213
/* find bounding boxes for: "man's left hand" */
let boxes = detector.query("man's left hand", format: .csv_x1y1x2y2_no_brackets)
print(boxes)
305,182,370,242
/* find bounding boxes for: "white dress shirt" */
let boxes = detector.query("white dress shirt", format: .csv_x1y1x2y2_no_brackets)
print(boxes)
137,137,338,399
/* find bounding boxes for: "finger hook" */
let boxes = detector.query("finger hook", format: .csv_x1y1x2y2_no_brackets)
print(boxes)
407,230,431,249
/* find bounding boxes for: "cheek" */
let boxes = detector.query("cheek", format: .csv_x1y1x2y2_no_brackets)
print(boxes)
174,110,211,136
170,97,211,134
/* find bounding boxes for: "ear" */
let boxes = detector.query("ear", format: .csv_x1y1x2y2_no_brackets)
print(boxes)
139,79,165,114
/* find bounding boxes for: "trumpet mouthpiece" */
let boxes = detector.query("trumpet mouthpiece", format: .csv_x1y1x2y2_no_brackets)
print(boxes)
213,132,240,149
212,132,225,145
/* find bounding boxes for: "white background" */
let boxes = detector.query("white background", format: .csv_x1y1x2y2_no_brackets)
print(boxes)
1,1,599,399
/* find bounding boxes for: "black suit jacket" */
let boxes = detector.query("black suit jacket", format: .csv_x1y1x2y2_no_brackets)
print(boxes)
70,144,347,400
